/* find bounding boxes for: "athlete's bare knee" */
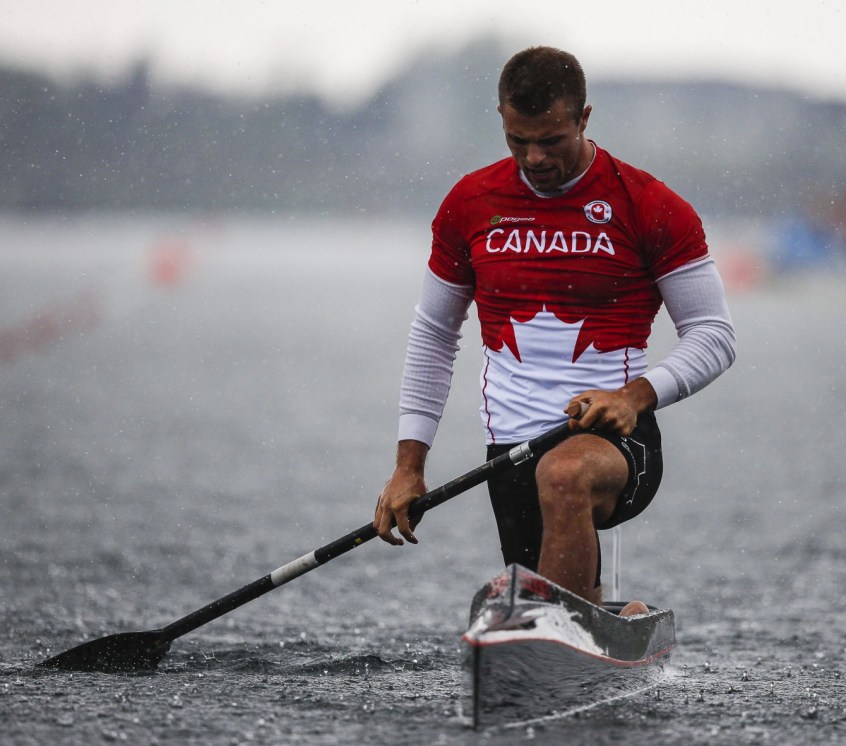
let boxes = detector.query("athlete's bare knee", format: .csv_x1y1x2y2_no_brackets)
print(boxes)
535,450,593,515
536,449,591,496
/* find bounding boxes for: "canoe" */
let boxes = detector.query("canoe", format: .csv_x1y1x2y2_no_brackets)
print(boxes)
461,564,675,728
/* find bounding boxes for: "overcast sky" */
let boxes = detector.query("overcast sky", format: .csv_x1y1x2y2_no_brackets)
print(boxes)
1,0,843,104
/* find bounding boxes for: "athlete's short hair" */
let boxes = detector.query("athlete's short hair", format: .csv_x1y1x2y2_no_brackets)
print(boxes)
498,47,587,120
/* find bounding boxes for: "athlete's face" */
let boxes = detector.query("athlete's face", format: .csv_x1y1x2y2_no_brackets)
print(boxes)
499,99,592,192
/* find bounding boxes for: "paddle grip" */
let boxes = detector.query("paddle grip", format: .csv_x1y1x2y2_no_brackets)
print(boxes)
566,400,589,419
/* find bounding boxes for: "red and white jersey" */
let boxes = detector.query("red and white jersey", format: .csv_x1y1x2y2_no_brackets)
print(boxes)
428,145,709,444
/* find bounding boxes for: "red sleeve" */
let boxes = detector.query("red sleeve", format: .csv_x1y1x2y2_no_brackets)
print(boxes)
638,180,709,280
428,179,475,286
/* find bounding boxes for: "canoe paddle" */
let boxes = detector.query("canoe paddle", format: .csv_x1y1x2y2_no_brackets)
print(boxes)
37,417,579,673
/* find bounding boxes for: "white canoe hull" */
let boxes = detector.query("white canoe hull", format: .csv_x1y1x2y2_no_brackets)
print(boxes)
462,564,675,728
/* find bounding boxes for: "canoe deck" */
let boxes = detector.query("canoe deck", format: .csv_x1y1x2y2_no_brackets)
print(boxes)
461,564,675,728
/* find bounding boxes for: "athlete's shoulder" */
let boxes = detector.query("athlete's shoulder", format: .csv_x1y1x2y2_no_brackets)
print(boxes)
437,157,518,223
430,161,515,284
594,147,708,270
594,145,694,210
449,157,516,194
594,146,661,191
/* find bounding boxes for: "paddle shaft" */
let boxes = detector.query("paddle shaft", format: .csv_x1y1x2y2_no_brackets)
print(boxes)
159,420,574,643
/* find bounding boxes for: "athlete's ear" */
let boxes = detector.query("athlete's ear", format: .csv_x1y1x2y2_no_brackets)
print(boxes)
496,103,502,115
579,105,592,132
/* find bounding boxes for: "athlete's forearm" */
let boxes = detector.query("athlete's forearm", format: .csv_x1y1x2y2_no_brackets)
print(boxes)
645,259,736,408
395,439,429,474
618,376,659,414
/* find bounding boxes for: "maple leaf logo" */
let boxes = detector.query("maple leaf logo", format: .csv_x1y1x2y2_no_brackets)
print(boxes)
482,308,589,434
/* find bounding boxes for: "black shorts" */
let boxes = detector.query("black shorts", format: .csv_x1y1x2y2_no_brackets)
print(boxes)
486,412,663,580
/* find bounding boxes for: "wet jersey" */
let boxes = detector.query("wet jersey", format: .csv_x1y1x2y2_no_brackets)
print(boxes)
428,145,709,443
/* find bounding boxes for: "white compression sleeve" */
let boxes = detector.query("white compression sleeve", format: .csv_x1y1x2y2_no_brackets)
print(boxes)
397,269,474,446
643,258,737,409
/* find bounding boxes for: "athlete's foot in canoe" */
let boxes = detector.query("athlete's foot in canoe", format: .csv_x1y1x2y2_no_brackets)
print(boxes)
619,600,649,617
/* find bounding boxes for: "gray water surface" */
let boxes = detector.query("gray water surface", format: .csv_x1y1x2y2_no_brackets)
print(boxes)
1,214,844,745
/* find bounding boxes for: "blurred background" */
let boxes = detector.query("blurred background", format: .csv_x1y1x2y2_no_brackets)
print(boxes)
0,0,844,281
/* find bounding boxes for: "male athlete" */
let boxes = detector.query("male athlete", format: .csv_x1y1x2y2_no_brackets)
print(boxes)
373,47,736,607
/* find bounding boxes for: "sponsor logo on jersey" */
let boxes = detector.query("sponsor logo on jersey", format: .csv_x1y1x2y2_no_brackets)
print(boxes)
490,215,536,225
584,200,612,224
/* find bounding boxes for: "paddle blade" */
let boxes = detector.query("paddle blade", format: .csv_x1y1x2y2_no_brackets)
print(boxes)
37,630,171,673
